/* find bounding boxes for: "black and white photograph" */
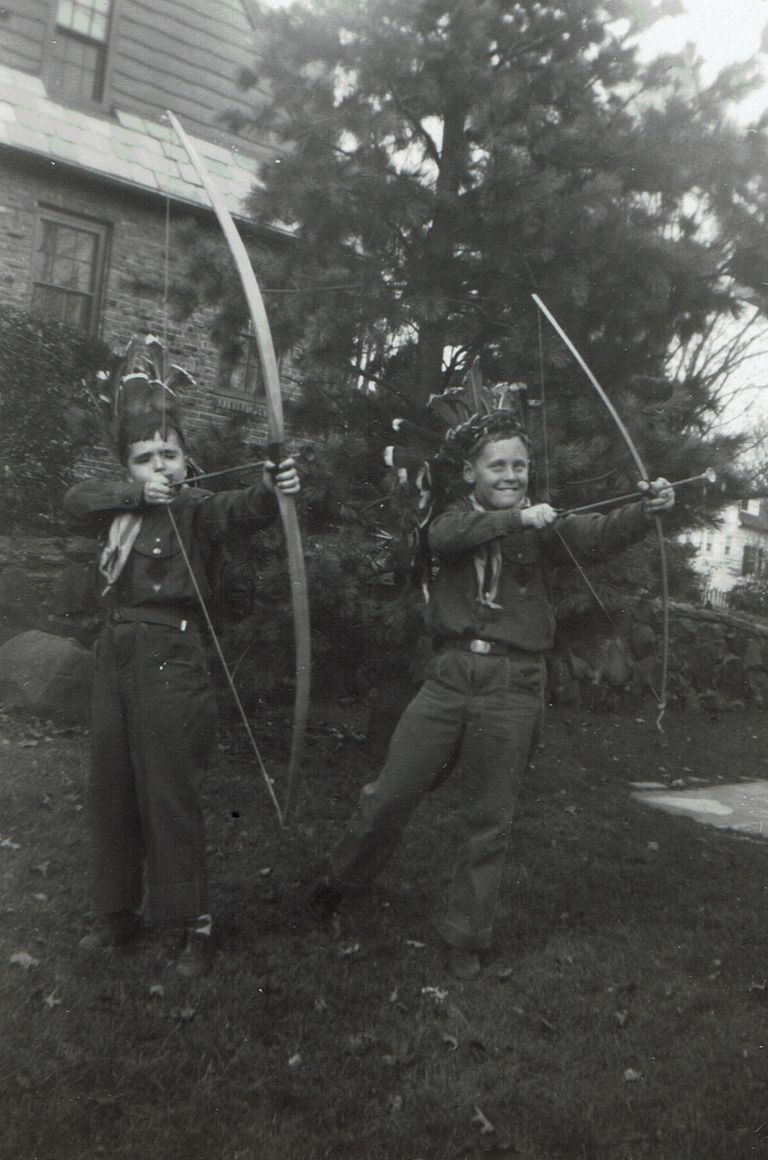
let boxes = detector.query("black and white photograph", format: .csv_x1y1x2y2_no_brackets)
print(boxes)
2,1,768,1157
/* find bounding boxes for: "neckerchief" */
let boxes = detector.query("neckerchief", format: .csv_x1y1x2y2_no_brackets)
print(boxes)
470,495,531,610
99,512,142,594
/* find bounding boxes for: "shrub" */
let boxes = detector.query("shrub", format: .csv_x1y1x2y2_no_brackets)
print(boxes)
726,579,768,617
0,306,108,530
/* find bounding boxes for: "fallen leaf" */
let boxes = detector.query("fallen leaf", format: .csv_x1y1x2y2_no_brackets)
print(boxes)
472,1104,495,1135
177,1005,196,1022
388,1093,403,1113
0,838,20,851
623,1067,642,1082
420,986,448,1003
9,951,39,970
338,942,360,957
405,939,426,949
287,1053,302,1068
43,991,61,1009
314,996,328,1012
148,984,165,998
443,1034,459,1050
538,1014,558,1036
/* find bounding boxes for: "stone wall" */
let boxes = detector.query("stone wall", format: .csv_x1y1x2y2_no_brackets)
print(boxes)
550,600,768,713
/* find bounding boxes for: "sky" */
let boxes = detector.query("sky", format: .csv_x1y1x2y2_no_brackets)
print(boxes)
639,0,768,122
641,2,768,435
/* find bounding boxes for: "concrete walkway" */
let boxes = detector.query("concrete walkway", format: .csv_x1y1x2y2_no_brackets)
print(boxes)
634,779,768,839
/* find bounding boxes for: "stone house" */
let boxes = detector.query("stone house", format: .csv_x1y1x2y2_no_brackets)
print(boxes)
684,498,768,603
0,0,291,441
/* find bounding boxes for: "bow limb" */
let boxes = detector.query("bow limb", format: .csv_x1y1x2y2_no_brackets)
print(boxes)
168,111,311,817
531,293,669,729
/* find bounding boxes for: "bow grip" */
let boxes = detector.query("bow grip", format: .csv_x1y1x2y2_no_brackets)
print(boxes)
267,441,285,471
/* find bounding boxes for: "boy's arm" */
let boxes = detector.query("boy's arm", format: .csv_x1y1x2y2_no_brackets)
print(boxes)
428,503,526,556
550,478,674,562
189,479,279,539
550,500,651,562
189,458,300,540
63,478,145,535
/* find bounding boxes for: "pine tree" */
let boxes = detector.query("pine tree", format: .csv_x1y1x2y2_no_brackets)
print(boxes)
195,0,767,498
173,0,768,701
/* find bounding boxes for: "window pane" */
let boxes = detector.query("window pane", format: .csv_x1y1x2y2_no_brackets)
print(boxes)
56,0,111,41
32,217,103,332
48,35,102,101
218,335,264,396
31,284,91,331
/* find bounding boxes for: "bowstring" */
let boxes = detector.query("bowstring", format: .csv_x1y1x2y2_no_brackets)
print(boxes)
167,508,284,827
535,313,663,712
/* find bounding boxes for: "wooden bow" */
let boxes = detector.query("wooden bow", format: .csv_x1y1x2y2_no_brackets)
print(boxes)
532,293,669,729
168,111,311,819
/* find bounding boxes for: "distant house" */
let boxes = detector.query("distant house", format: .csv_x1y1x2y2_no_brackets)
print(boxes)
685,499,768,603
0,0,291,442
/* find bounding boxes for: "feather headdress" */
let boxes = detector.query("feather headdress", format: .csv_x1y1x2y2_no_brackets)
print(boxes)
84,334,196,462
381,366,536,598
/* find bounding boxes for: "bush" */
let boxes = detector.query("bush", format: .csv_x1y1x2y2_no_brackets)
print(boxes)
0,306,108,530
726,579,768,617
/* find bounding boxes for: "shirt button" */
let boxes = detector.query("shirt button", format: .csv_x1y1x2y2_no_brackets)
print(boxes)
152,547,162,555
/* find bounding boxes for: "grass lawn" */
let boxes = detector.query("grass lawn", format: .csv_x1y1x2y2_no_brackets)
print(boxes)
2,699,768,1159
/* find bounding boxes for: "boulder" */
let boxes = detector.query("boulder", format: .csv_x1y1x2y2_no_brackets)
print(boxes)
0,630,93,724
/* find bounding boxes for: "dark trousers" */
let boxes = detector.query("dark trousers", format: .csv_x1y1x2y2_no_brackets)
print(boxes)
88,622,218,925
330,648,544,950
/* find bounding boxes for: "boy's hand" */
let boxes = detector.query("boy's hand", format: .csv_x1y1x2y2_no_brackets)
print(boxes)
143,477,175,505
638,477,674,515
520,503,557,529
263,457,301,496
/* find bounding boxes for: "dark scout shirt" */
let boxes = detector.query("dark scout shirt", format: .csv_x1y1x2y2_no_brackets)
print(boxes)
63,479,278,613
426,498,649,654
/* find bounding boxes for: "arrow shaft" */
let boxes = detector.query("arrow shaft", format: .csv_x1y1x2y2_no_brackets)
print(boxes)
559,470,714,516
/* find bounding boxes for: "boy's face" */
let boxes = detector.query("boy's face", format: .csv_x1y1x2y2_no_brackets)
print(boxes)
126,429,187,486
463,435,530,511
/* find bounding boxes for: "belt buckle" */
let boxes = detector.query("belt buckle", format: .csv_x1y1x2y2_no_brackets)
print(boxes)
470,638,491,654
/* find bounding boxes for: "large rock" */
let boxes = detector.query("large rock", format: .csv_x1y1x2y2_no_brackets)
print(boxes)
0,630,93,724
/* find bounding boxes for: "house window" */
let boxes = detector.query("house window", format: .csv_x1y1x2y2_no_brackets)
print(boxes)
218,331,265,398
743,543,766,578
47,0,115,104
30,211,108,332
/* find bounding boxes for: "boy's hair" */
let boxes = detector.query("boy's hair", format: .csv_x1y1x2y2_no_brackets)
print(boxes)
118,412,186,465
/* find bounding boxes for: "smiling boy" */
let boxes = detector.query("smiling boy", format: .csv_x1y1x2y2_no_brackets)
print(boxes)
65,401,299,976
312,413,673,978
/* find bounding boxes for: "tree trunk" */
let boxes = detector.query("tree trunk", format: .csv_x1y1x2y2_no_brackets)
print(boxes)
411,86,468,410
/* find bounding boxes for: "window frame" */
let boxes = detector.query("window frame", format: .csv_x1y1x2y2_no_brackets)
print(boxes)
30,206,110,335
217,327,268,401
42,0,122,110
